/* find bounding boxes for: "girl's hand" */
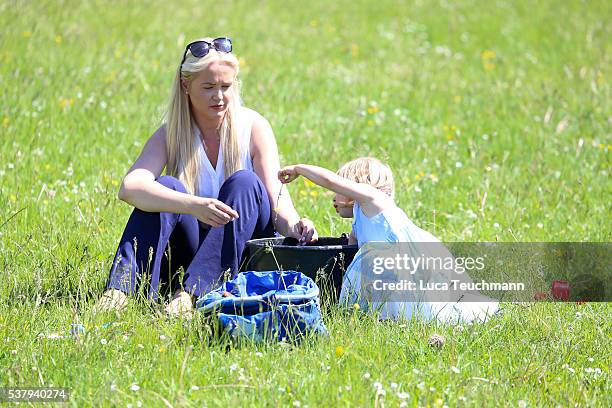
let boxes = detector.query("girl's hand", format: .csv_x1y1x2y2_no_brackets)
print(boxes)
291,218,318,245
189,197,239,227
278,166,300,184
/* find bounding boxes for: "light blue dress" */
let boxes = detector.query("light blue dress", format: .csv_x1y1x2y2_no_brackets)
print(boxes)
339,202,499,323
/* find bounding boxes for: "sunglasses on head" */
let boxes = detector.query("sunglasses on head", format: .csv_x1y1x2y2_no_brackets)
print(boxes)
180,37,232,66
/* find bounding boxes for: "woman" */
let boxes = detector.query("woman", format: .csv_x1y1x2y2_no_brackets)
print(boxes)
96,37,317,317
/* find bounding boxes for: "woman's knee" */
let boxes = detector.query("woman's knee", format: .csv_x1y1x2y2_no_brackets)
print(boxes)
157,175,188,193
221,170,262,190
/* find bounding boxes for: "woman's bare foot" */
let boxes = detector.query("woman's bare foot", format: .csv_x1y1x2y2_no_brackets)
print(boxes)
165,291,195,320
94,289,128,313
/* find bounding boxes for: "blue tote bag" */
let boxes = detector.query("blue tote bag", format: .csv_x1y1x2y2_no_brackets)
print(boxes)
195,271,328,341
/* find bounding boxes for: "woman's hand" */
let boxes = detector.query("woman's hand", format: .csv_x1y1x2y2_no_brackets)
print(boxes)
189,197,239,227
290,217,318,245
278,166,301,184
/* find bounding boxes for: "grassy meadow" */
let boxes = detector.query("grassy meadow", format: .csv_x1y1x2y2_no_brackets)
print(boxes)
0,0,610,406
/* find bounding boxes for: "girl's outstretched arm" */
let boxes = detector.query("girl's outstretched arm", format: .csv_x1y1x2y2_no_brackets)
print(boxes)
278,164,393,217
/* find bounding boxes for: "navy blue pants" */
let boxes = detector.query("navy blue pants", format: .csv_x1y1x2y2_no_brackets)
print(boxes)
106,170,274,300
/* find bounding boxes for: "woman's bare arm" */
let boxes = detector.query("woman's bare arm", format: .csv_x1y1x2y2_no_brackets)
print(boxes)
250,114,317,242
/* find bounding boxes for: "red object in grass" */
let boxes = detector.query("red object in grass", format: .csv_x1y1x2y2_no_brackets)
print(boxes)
551,280,570,301
533,291,548,301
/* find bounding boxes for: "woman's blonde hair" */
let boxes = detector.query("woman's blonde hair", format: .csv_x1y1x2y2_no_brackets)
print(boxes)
164,39,242,195
337,157,395,198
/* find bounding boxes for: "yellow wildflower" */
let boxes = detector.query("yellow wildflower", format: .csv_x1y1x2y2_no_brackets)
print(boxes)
55,35,62,44
23,31,32,38
309,190,319,198
335,345,345,358
351,43,359,57
303,178,316,187
367,106,379,114
481,50,496,60
367,120,374,126
2,117,8,128
10,194,17,202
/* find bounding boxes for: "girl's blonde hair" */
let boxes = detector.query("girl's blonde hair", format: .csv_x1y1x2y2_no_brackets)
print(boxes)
164,39,242,195
337,157,395,198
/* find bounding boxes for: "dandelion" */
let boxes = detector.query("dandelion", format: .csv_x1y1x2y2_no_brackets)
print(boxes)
537,223,544,229
367,120,375,126
130,383,140,391
2,117,8,127
110,383,117,391
23,31,32,38
434,398,444,407
309,190,319,198
159,335,167,341
428,333,445,348
255,352,263,358
493,223,500,229
11,350,17,355
100,338,108,345
230,363,238,372
363,372,371,379
55,35,62,44
390,382,398,389
352,303,360,311
455,161,463,168
7,163,14,169
9,194,16,202
587,357,594,363
481,50,496,59
335,345,345,358
367,106,380,114
158,346,166,353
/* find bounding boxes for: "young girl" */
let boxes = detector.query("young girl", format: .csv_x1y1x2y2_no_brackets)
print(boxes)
279,157,499,323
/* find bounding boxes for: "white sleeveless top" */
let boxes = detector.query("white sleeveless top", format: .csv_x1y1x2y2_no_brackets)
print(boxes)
195,107,257,198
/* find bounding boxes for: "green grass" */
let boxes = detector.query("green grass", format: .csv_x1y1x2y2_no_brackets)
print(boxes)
0,0,610,406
